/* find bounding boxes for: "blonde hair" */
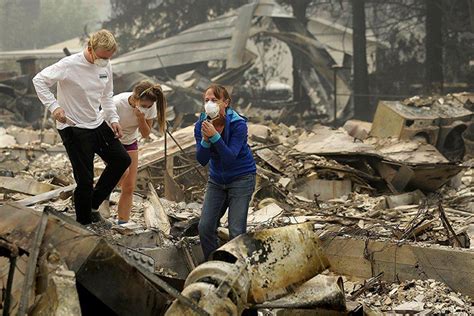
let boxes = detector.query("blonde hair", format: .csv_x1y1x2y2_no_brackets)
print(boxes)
87,29,117,52
132,81,167,133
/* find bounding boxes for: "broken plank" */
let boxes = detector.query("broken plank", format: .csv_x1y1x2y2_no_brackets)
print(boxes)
390,165,414,192
256,148,285,173
16,183,76,206
139,126,195,170
321,236,474,298
408,219,435,239
16,176,101,206
248,203,283,225
0,176,58,196
164,170,185,202
294,176,352,201
385,190,425,209
144,183,171,235
164,155,185,202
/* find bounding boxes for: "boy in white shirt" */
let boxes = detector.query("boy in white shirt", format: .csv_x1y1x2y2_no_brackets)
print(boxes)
32,29,131,227
113,81,166,224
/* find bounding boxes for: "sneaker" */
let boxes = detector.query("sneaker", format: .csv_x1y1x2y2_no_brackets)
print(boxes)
90,211,113,229
84,224,98,233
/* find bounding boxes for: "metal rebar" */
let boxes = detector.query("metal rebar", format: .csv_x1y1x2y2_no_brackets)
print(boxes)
17,209,49,316
3,256,17,316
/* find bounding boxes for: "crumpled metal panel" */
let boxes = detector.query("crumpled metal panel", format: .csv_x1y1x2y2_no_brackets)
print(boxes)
255,275,346,310
112,13,238,74
253,0,293,18
77,239,168,316
112,1,292,75
0,203,170,315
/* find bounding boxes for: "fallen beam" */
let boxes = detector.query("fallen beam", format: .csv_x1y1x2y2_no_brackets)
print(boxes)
139,126,195,170
0,176,58,196
321,235,474,298
17,176,99,206
16,183,75,206
256,148,285,173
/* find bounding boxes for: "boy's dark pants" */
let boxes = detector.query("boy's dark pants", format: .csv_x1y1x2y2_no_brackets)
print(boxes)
58,122,131,225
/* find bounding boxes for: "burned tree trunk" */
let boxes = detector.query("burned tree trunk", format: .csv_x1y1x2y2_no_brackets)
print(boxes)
425,0,443,94
289,0,312,111
352,0,370,120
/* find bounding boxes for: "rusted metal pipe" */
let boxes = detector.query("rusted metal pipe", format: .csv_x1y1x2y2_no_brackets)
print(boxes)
0,237,20,316
3,256,17,316
18,209,49,316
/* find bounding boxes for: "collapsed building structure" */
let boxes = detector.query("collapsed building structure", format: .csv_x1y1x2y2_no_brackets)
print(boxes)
0,90,473,315
0,0,387,130
110,0,357,123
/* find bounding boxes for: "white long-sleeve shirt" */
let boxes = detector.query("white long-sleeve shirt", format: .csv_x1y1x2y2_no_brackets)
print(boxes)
32,52,119,130
113,92,157,145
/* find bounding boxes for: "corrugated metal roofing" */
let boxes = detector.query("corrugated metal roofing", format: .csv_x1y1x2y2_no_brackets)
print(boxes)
112,11,241,74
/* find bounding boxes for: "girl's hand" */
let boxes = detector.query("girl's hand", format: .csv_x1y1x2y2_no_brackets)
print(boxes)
133,107,145,120
202,120,218,138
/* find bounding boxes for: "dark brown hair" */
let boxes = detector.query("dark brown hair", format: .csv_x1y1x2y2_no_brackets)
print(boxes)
204,84,231,105
132,80,166,133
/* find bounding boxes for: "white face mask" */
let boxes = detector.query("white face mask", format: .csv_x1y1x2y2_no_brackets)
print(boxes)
205,101,219,119
94,58,109,68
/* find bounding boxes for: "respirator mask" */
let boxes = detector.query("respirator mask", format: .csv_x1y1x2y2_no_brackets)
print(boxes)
205,101,220,120
94,58,109,68
90,47,110,68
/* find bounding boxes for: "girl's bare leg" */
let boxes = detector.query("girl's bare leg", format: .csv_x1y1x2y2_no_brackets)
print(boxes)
117,150,138,222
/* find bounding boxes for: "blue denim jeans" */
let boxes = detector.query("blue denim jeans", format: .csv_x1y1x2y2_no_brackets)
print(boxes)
199,173,256,260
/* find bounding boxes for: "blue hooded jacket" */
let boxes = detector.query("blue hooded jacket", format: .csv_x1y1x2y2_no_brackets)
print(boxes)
194,108,256,184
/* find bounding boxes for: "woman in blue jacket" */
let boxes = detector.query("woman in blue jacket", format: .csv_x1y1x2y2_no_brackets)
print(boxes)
195,84,256,260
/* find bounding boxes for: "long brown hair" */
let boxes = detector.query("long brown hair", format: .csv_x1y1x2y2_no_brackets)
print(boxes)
204,84,232,105
132,81,167,133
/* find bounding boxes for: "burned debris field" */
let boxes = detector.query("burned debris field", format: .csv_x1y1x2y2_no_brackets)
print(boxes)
0,1,473,315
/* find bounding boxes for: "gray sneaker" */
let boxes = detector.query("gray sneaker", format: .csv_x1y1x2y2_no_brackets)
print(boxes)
90,211,113,229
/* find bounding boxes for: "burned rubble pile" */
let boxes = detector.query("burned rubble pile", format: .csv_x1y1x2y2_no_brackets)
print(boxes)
0,93,473,315
344,277,472,315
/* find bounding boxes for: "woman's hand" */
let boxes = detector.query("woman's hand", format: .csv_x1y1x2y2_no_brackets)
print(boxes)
202,120,218,138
